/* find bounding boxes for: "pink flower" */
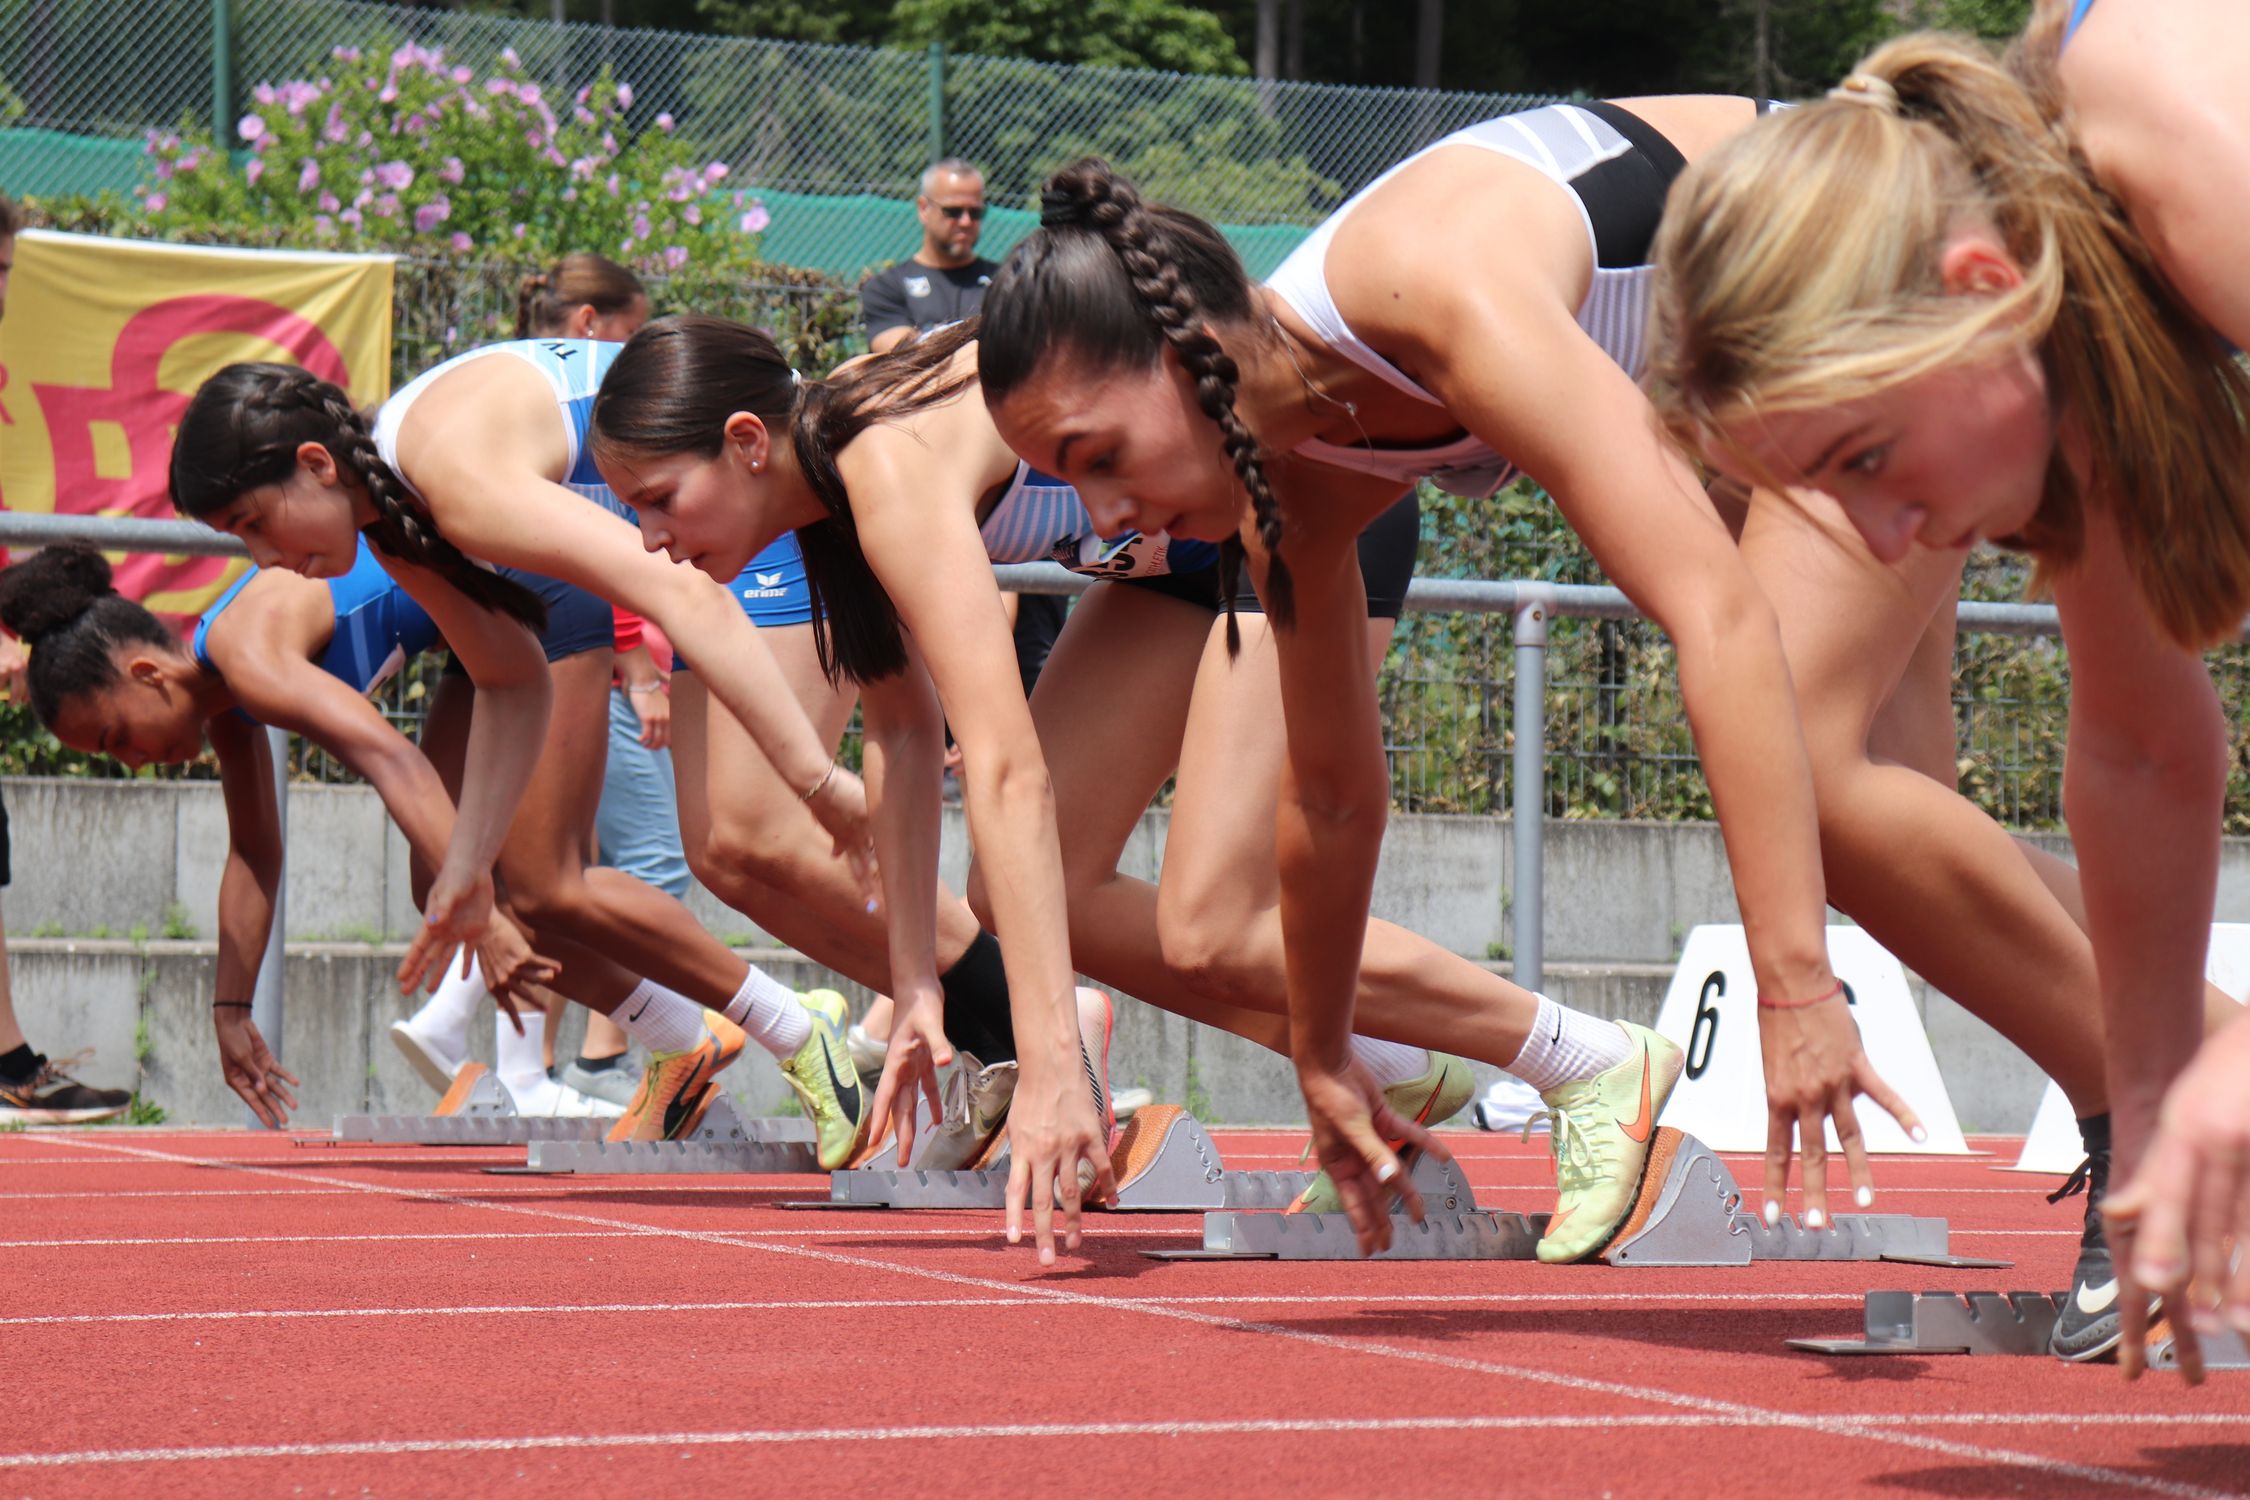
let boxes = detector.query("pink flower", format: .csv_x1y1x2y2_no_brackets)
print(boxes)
374,160,415,190
601,131,619,155
318,191,341,213
450,232,473,253
313,213,335,235
373,192,401,219
333,45,361,63
298,160,320,193
702,161,728,183
145,191,168,213
739,201,770,234
655,111,674,132
253,84,277,105
663,245,688,271
605,173,621,196
353,187,372,208
453,65,471,84
631,212,651,239
574,107,595,126
413,195,451,233
562,186,578,203
377,85,398,104
323,106,348,143
512,222,527,239
617,82,634,109
684,203,701,227
279,80,321,116
356,130,374,148
245,157,265,185
439,156,464,185
153,159,174,181
501,46,521,67
444,324,459,343
340,207,363,228
520,83,543,105
401,114,425,136
237,114,265,141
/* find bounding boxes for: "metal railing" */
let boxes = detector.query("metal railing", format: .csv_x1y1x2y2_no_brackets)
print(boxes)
0,513,2153,1035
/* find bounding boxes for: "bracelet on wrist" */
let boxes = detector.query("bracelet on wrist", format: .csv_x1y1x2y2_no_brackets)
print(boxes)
1757,979,1846,1011
213,1000,254,1011
799,758,837,803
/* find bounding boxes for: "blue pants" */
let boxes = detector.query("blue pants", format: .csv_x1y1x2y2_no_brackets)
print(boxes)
594,687,691,898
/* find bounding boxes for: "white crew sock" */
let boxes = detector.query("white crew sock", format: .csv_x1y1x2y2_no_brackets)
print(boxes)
720,966,812,1058
1505,994,1633,1093
494,1007,550,1099
407,954,485,1053
1347,1035,1431,1090
611,979,712,1057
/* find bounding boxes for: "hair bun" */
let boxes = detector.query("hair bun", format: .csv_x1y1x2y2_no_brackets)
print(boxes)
0,543,117,644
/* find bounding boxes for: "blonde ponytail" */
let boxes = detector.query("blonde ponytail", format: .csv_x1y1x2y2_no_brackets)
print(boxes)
1648,14,2250,648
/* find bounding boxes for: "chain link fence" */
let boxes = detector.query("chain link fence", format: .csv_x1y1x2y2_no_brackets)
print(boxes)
2,0,1554,280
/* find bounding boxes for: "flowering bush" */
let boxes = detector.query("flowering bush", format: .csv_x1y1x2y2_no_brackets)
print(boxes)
137,42,770,273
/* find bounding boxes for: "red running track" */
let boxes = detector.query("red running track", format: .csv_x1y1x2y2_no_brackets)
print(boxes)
0,1126,2244,1499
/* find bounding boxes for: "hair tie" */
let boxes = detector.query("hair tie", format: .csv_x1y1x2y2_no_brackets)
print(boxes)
789,368,802,387
1829,74,1901,113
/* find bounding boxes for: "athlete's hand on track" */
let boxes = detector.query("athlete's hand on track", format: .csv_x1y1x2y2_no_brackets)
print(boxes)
807,766,882,908
2105,1011,2250,1384
396,866,497,998
1757,995,1924,1231
1297,1059,1449,1257
472,916,559,1035
1005,1049,1114,1266
868,989,952,1166
214,1009,300,1128
0,635,25,705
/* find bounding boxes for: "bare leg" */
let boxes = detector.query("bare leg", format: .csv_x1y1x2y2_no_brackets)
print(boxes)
1153,611,1541,1064
0,898,23,1055
581,1012,630,1062
1738,491,2111,1106
669,622,988,989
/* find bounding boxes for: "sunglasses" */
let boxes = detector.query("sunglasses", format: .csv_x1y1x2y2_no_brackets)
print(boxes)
934,204,986,221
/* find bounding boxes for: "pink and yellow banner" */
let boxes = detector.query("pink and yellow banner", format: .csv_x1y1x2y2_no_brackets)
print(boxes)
0,231,393,620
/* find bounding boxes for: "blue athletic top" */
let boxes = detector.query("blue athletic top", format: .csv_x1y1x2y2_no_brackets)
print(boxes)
372,338,622,518
194,538,441,696
977,462,1219,580
2066,0,2095,44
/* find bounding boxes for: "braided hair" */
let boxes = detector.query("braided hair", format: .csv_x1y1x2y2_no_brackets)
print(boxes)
978,158,1288,651
170,363,547,630
0,545,181,727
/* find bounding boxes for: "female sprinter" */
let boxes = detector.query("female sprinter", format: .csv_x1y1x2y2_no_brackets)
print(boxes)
0,543,662,1124
1645,4,2250,1374
587,314,1679,1263
166,347,871,1163
970,127,1903,1254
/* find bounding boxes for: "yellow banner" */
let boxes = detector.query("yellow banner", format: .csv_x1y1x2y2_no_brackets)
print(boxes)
0,231,393,620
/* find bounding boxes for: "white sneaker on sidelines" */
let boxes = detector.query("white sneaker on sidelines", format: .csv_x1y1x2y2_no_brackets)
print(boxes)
846,1022,888,1080
389,1019,469,1095
1109,1087,1155,1123
502,1076,624,1119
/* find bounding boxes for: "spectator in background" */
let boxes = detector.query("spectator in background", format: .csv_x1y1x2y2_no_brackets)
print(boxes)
861,157,1067,811
861,158,997,355
0,190,130,1124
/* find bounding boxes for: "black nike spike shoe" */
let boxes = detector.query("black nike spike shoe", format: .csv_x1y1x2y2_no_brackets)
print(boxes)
2048,1113,2144,1362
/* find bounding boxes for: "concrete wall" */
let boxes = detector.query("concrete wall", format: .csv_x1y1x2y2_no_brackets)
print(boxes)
8,776,2234,1129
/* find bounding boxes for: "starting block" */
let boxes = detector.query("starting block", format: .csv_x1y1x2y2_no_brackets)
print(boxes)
331,1066,607,1146
510,1097,819,1175
1790,1291,2250,1367
1152,1127,2001,1266
810,1105,1344,1212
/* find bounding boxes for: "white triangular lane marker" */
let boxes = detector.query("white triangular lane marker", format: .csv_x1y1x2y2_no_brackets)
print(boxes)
2006,923,2250,1174
1650,924,1970,1155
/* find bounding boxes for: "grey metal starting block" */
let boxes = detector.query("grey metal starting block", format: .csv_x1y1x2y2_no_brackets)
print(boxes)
1603,1130,2008,1269
331,1070,608,1146
1792,1291,2250,1365
512,1098,818,1175
1146,1149,1510,1261
814,1106,1327,1212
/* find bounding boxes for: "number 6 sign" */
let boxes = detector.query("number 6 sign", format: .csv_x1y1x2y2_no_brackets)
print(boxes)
1651,925,1970,1155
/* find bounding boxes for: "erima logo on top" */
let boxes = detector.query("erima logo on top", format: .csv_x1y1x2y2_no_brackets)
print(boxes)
739,572,789,599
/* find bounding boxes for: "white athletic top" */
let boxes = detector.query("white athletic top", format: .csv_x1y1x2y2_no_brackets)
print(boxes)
1264,103,1661,498
372,338,627,519
977,462,1218,579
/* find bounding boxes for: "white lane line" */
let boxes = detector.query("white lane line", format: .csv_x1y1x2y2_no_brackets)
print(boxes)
46,1135,2230,1500
0,1225,1200,1249
4,1412,2247,1472
0,1291,1871,1327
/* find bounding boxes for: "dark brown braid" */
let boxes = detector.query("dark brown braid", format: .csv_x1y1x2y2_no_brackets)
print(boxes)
982,159,1290,652
171,362,547,631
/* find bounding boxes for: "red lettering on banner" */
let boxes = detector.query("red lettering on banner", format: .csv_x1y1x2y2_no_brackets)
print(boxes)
33,294,353,613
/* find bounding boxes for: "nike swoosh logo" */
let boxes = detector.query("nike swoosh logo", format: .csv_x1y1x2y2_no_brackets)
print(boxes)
1551,1014,1563,1046
1617,1043,1654,1144
823,1032,862,1120
2075,1277,2119,1315
626,998,653,1023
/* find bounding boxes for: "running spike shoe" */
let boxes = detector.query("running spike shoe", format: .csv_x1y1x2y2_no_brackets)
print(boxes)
606,1010,746,1143
780,989,872,1169
1528,1022,1684,1264
1285,1051,1475,1215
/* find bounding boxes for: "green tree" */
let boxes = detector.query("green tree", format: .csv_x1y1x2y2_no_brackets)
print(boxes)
695,0,894,45
890,0,1247,73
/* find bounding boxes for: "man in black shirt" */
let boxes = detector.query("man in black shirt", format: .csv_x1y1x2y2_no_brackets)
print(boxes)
861,158,998,354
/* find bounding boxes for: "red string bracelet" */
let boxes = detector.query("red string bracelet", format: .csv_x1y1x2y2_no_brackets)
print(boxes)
1757,980,1846,1011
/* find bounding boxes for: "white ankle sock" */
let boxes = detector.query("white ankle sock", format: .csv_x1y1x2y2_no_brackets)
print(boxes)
611,979,710,1056
1505,995,1632,1093
720,966,811,1058
1347,1035,1431,1090
408,955,485,1053
494,1008,549,1098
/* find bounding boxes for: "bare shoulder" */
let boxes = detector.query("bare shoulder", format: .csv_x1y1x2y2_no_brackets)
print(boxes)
201,567,332,667
2058,0,2248,200
394,350,568,483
